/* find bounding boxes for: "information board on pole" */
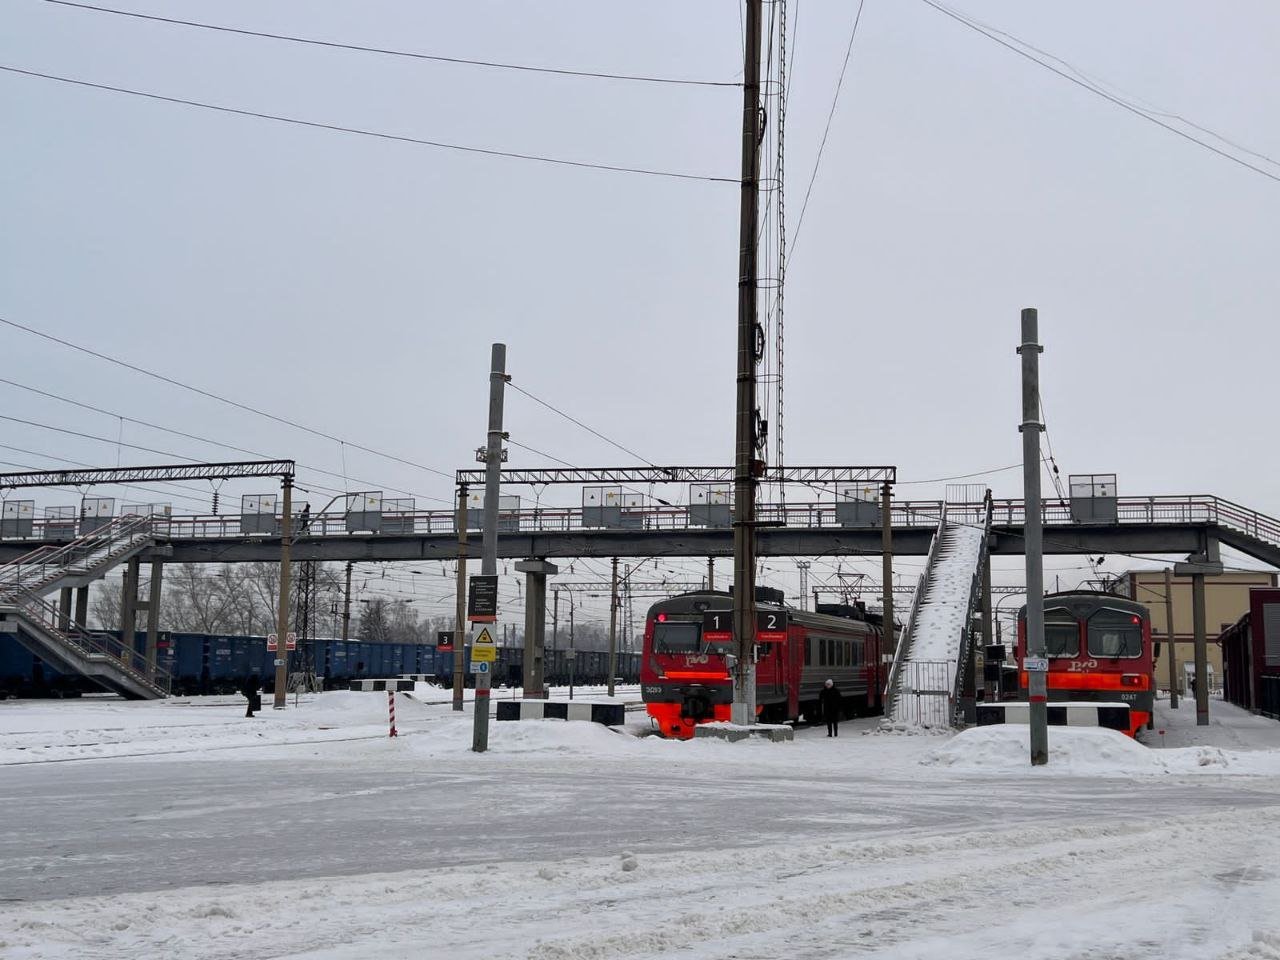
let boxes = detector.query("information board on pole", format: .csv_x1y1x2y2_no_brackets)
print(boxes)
471,626,497,662
468,575,499,623
701,610,732,643
437,631,455,652
755,610,788,642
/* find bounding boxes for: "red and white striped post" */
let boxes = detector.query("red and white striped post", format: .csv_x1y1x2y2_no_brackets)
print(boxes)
388,689,398,738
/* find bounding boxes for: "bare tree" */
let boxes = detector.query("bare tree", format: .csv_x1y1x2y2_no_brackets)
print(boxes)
359,598,390,642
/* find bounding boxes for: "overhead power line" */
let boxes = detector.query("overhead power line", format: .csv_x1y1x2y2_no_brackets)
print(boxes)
917,0,1280,186
508,382,658,466
44,0,740,89
0,315,453,480
0,376,445,503
789,0,868,260
0,65,737,184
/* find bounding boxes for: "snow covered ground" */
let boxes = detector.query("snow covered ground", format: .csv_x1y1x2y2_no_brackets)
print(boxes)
3,691,1280,959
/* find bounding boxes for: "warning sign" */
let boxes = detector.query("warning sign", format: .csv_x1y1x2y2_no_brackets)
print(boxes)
471,626,497,662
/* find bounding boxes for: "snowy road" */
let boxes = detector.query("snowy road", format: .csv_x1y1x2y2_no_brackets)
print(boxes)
3,693,1280,959
4,737,1280,903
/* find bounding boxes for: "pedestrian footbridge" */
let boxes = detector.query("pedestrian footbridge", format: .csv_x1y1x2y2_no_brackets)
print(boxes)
0,516,169,698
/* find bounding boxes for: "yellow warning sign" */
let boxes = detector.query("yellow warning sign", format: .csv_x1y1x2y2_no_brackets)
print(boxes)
471,626,497,661
474,627,495,646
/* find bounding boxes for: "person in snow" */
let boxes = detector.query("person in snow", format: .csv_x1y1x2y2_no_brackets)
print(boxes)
241,673,262,718
820,678,843,737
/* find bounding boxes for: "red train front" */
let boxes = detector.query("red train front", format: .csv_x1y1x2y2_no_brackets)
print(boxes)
641,589,887,739
1016,591,1154,737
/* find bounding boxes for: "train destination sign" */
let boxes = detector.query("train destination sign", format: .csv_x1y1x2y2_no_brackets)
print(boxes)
468,575,499,623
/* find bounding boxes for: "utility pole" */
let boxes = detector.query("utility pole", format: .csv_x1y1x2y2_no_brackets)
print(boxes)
568,595,576,700
1018,307,1048,765
474,344,506,752
881,482,894,646
607,557,619,697
552,588,559,675
341,560,353,641
731,0,764,728
453,484,468,712
273,475,293,709
795,561,810,611
1165,567,1178,709
707,557,715,591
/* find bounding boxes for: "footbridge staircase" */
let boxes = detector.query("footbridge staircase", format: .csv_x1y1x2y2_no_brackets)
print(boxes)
0,516,169,698
885,488,992,727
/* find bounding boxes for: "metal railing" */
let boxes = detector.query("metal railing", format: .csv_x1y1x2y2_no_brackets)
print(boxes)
1,495,1278,549
947,493,993,723
0,515,155,600
884,506,947,718
7,589,171,696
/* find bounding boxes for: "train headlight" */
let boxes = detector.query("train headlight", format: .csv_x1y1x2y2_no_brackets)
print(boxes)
1121,674,1143,687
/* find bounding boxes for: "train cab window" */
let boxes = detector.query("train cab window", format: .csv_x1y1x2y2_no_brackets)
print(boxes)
1044,608,1080,658
653,622,701,655
1087,609,1143,659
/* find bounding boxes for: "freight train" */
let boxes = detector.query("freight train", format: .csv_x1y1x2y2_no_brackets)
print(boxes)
0,632,640,698
1016,591,1155,737
641,588,891,738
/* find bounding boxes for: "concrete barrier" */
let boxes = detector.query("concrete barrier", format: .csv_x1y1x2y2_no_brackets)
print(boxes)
495,699,625,726
977,701,1130,733
349,679,417,692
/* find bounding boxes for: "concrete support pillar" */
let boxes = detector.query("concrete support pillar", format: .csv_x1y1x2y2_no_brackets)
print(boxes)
119,557,141,670
1192,573,1209,726
73,586,89,628
145,560,163,679
58,588,72,632
515,559,558,700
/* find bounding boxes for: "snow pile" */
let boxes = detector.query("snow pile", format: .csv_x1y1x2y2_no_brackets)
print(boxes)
921,725,1280,777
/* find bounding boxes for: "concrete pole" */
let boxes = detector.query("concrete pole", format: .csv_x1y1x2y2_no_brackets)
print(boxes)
568,596,575,700
474,343,506,752
881,482,894,649
453,485,467,712
552,589,559,681
146,560,162,680
341,560,353,641
731,0,763,728
1165,567,1178,709
273,476,293,709
1193,572,1209,725
1018,307,1048,765
707,557,715,591
608,557,619,697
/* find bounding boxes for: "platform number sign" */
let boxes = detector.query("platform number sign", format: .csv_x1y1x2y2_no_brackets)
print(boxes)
437,631,454,652
701,611,733,643
756,610,788,642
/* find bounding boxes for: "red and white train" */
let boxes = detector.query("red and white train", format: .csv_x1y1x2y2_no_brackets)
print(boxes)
1015,591,1155,737
641,588,890,739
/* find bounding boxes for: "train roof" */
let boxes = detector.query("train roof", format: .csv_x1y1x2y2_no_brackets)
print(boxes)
646,590,879,634
1016,590,1149,619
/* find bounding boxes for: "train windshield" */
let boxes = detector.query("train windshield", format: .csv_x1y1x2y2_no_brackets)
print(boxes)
1087,610,1143,659
1044,608,1080,658
653,621,701,655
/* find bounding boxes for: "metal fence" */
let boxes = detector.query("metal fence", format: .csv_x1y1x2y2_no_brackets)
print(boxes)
894,660,954,728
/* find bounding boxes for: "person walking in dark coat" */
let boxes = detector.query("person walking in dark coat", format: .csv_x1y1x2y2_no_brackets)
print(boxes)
820,678,843,737
241,674,261,718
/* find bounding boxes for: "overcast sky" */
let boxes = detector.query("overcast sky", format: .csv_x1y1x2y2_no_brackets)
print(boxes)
3,1,1278,624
